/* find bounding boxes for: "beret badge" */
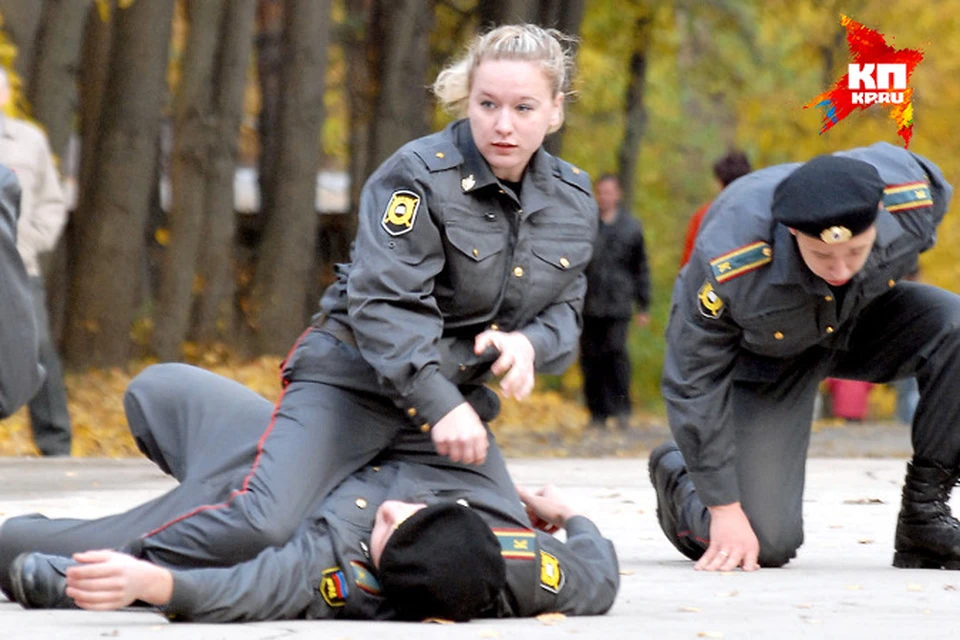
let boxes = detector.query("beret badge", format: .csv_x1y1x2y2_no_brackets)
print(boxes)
820,225,852,244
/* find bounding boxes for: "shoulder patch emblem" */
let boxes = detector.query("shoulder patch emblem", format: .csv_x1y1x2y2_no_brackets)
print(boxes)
698,281,725,319
493,528,537,560
539,550,565,594
381,190,421,236
350,560,381,595
709,241,772,283
319,566,349,607
883,181,932,212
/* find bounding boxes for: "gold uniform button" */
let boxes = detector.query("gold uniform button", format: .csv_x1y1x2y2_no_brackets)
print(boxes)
826,326,835,334
472,248,479,258
513,266,524,277
888,279,896,288
559,257,570,268
459,364,467,371
498,189,505,194
572,167,581,175
824,295,833,302
774,331,784,340
355,498,368,509
420,423,431,433
406,407,417,418
490,323,499,331
435,151,445,159
373,466,381,472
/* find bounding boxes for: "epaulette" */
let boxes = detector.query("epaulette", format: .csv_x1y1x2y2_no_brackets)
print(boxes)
411,139,463,172
883,181,932,213
553,157,592,195
709,241,773,283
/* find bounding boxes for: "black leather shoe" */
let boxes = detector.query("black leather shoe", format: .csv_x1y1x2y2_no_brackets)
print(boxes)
8,552,77,609
648,441,707,561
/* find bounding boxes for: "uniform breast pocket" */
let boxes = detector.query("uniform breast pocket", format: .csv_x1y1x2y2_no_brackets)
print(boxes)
738,303,822,358
528,238,592,302
438,212,507,314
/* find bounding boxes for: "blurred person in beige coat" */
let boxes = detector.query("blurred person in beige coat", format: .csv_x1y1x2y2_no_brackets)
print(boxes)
0,68,71,456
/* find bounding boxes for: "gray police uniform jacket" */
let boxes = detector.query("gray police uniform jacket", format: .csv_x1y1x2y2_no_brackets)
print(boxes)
0,164,41,417
300,119,597,428
663,142,952,506
163,461,619,622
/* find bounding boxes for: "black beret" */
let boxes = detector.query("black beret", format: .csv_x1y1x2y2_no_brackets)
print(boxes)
378,502,506,621
772,155,885,242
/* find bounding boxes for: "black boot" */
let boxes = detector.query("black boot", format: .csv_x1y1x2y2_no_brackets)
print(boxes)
648,441,708,561
8,552,78,609
893,459,960,569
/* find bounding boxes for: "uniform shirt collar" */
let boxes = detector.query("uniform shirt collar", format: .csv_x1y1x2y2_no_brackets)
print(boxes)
451,119,555,214
768,223,827,292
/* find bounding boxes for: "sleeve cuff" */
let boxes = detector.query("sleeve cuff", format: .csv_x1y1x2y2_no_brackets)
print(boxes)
162,573,199,620
564,515,602,538
401,367,466,428
689,466,740,507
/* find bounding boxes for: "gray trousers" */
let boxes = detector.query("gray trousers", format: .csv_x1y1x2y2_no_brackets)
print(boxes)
675,282,960,566
27,276,71,456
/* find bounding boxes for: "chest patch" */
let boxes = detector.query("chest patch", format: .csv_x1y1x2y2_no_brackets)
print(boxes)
381,190,421,236
709,241,772,283
319,566,349,607
539,550,565,594
883,181,932,212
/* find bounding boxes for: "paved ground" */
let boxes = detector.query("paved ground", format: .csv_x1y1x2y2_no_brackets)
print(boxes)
1,429,955,639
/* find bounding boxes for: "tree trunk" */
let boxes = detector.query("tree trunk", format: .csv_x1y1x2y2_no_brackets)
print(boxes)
27,0,92,159
248,0,329,354
0,0,45,84
477,0,538,29
367,0,432,169
27,0,95,348
151,0,225,361
63,0,174,368
345,0,373,227
61,1,112,348
191,0,257,345
537,0,585,158
616,15,652,208
254,0,283,235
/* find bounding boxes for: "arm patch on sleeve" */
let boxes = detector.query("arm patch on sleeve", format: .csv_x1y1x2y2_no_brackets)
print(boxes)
709,241,772,283
381,190,421,236
883,182,932,212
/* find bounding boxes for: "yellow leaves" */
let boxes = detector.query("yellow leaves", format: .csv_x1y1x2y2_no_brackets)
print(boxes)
95,0,111,23
535,612,566,625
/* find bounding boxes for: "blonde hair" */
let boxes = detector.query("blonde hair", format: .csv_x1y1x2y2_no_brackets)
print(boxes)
432,24,576,133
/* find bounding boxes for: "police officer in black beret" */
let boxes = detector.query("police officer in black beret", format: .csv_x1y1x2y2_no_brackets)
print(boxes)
1,364,619,621
650,142,960,572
